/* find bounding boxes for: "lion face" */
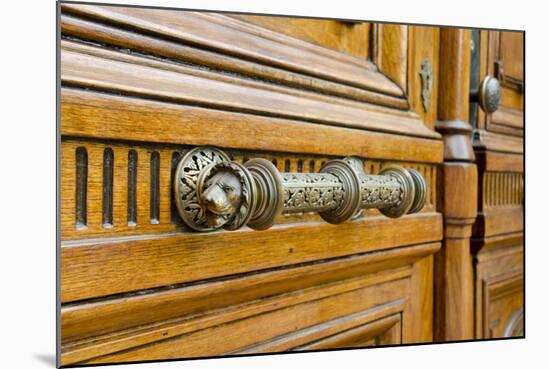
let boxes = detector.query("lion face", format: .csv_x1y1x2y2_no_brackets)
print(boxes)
200,170,243,228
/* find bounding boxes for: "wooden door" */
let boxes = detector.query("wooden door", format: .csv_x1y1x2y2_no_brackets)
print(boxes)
471,30,524,339
59,4,445,365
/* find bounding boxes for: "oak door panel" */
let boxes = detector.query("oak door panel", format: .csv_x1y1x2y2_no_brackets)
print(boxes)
477,30,524,135
295,314,402,349
483,274,523,338
62,250,434,365
473,243,524,339
230,14,370,59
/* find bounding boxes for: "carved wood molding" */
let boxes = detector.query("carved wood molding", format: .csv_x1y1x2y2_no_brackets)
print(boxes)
471,231,523,255
60,137,440,241
60,4,441,140
61,39,438,139
503,308,524,337
237,310,403,353
60,241,439,365
489,106,524,136
481,272,523,338
61,213,443,302
62,243,437,348
61,4,402,97
473,149,524,239
473,129,523,154
472,243,523,339
473,208,524,238
61,89,444,164
480,172,524,209
61,14,408,110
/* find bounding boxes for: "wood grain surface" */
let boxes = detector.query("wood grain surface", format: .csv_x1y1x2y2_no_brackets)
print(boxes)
61,40,437,138
58,3,528,365
61,213,443,302
61,4,402,96
61,89,443,163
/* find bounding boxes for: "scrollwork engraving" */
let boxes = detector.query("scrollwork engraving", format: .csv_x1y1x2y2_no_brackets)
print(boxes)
282,173,344,213
359,175,403,209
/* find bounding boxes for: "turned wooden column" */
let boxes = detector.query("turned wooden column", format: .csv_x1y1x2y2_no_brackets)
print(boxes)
434,28,477,341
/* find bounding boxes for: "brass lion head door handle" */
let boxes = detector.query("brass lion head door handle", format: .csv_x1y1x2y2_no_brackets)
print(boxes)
174,147,427,232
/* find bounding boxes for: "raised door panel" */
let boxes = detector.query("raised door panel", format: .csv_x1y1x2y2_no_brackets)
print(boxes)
63,251,435,364
229,14,370,59
484,276,523,338
473,241,524,339
476,30,524,136
499,32,524,83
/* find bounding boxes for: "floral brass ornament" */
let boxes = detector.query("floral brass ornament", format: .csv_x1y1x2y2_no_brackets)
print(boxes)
419,58,433,112
174,147,427,232
282,173,345,213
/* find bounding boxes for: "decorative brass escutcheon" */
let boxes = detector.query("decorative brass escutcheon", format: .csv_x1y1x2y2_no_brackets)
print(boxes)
174,147,427,232
419,58,433,112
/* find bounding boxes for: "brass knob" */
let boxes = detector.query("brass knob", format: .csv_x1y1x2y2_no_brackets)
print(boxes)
476,76,501,113
174,147,427,232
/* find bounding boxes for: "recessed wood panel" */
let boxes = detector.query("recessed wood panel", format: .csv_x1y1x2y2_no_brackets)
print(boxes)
61,258,430,365
230,14,370,59
473,243,524,339
499,32,524,83
61,40,437,138
61,4,404,97
296,314,402,349
477,30,524,135
61,243,439,345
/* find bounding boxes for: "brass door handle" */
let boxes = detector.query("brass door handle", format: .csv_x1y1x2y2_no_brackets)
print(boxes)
174,147,426,232
470,76,501,114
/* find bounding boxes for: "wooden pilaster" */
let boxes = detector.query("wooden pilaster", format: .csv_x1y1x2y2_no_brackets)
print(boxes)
434,28,477,341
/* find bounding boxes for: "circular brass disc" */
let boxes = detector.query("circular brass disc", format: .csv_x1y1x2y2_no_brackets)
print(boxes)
407,169,426,214
319,160,361,224
173,147,230,231
343,156,367,220
378,166,415,218
245,158,284,230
